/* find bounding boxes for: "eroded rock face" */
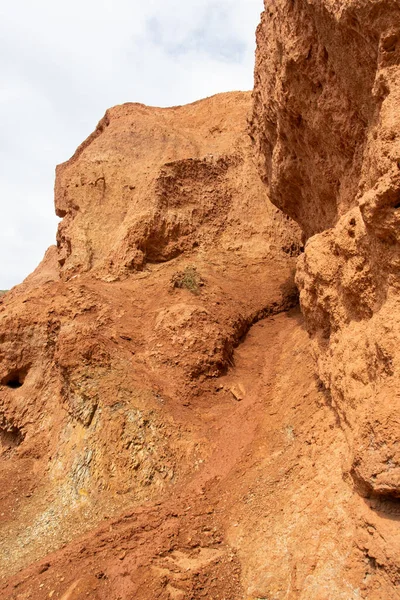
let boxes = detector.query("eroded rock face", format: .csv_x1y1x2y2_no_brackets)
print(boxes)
252,0,400,593
56,92,301,280
0,92,302,589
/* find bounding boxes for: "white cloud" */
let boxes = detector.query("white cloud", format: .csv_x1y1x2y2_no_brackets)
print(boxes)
0,0,263,288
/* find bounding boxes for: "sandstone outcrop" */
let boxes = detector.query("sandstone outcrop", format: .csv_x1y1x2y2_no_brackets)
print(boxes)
252,0,400,595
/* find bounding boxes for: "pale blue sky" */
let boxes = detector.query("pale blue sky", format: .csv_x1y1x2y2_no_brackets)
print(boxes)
0,0,263,288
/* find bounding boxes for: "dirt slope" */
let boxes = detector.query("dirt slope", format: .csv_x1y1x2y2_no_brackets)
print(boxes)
5,309,384,600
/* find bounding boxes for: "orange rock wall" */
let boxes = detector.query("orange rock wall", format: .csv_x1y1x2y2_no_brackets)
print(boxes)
252,0,400,592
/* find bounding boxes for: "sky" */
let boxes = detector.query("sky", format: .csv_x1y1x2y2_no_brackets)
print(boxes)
0,0,263,289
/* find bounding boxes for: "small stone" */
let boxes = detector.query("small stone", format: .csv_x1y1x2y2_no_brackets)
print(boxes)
229,383,245,401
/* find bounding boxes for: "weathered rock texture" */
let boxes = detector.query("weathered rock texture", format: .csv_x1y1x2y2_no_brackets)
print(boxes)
252,0,400,596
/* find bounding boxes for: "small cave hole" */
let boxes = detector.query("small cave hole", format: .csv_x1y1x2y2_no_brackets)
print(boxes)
7,380,22,389
393,201,400,210
1,367,29,390
382,34,398,53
